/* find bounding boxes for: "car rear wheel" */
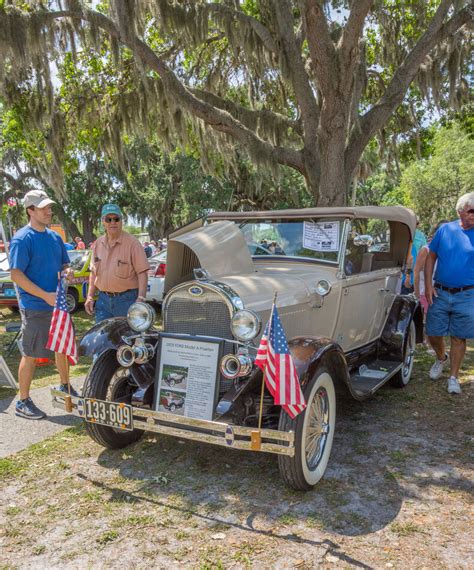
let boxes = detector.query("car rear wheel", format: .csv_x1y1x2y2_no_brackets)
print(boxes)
390,321,416,388
82,351,144,449
278,365,336,491
66,288,79,313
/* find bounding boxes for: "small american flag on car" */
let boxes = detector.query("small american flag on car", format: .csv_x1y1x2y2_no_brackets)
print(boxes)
255,303,306,418
45,277,78,365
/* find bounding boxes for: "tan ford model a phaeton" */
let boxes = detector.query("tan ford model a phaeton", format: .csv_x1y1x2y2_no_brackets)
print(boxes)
52,206,423,490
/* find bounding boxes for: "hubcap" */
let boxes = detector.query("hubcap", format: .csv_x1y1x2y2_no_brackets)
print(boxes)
305,388,330,470
403,330,415,378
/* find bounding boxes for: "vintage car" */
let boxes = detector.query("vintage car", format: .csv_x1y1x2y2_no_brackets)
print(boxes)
160,393,185,412
163,371,186,387
52,206,423,490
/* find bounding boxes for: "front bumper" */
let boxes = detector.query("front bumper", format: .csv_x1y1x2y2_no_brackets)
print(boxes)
51,388,295,457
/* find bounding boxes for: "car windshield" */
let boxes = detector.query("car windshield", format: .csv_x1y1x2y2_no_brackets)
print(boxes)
68,250,89,271
239,219,344,264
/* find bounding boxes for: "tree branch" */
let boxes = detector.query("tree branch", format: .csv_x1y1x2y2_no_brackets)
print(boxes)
303,0,337,97
207,3,278,54
274,0,320,147
345,0,473,180
189,88,303,137
340,0,374,55
33,7,305,173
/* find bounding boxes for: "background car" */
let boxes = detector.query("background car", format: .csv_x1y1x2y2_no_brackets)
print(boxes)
146,249,167,305
66,250,95,312
0,254,18,310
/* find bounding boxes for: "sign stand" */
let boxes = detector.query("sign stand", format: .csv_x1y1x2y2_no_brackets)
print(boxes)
0,356,18,389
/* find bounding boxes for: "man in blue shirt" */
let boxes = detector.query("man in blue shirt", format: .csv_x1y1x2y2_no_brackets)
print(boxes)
10,190,77,419
425,192,474,395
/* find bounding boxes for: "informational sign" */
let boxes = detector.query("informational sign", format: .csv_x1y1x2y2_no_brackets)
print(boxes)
154,334,223,421
303,221,340,252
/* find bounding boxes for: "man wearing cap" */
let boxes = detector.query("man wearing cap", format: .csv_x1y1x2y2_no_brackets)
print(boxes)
85,204,149,322
10,190,78,420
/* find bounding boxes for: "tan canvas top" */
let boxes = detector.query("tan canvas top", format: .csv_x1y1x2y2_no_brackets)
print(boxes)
208,206,417,239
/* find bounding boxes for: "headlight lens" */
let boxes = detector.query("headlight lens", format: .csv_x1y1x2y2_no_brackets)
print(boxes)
231,310,261,342
316,280,331,296
127,302,156,332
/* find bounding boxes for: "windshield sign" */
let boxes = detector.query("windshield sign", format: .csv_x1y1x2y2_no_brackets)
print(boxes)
240,219,343,264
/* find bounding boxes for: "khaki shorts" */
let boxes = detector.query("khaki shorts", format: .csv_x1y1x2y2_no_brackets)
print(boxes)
20,309,55,358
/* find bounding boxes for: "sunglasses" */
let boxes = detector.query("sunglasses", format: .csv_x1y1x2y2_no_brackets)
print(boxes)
465,209,474,214
104,216,121,223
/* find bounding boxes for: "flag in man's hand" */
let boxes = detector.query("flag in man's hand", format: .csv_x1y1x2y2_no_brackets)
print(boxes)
255,303,306,418
45,277,78,365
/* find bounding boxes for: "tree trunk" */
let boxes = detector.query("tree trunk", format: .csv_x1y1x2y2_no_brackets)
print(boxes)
54,204,81,243
316,122,348,207
81,211,96,245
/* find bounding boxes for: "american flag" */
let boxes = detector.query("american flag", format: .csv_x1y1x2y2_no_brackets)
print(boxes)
45,277,78,365
255,304,306,418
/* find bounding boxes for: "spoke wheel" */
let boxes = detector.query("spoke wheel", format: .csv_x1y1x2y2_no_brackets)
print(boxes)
278,365,336,491
82,351,144,449
390,321,416,388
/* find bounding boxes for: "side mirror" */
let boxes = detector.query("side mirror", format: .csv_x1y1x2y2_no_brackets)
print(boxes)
353,234,374,247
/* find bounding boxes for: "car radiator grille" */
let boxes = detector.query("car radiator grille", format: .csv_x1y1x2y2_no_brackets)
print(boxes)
164,286,235,393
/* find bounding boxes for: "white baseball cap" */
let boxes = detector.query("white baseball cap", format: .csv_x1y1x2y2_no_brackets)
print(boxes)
24,190,55,209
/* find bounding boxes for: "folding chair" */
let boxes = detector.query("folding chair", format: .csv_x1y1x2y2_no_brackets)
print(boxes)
5,322,22,356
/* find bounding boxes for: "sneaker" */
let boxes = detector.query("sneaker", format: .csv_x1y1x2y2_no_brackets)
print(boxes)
57,383,80,398
447,376,462,395
429,354,448,380
15,397,46,420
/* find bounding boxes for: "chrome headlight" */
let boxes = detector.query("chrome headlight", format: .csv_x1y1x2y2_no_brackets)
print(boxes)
316,280,331,296
127,302,155,332
231,309,261,342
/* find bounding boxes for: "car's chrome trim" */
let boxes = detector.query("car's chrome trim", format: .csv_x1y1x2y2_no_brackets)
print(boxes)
163,280,244,326
51,389,295,457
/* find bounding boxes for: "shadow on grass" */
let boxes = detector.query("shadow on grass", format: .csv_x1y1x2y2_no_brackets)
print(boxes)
76,470,373,569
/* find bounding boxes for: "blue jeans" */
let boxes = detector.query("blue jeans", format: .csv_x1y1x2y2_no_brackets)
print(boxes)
426,287,474,339
95,289,138,323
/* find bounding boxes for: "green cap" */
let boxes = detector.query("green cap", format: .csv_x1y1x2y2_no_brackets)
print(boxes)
101,204,122,218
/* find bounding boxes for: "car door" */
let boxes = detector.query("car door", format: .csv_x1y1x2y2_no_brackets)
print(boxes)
333,219,388,351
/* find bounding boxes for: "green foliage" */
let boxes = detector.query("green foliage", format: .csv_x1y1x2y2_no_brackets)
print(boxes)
398,123,474,229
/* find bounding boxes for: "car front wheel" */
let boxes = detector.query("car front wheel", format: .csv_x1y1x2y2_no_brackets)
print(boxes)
66,288,79,313
278,365,336,491
82,351,144,449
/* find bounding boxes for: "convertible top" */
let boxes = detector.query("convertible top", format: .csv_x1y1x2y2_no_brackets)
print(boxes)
208,206,417,239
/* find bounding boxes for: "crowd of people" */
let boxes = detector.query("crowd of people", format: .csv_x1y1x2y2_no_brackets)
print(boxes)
7,189,474,419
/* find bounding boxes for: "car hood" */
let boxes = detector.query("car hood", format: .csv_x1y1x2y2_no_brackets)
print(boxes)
165,221,255,292
213,269,313,312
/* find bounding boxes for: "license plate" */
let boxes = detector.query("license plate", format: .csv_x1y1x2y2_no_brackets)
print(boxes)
4,289,16,297
82,398,134,431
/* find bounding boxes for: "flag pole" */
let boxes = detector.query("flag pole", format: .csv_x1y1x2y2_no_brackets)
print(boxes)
251,291,278,451
58,271,73,413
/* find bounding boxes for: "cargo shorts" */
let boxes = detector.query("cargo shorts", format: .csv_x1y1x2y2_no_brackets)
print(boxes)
20,309,55,358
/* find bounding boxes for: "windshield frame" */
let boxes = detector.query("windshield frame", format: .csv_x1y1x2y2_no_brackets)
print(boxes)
239,218,350,267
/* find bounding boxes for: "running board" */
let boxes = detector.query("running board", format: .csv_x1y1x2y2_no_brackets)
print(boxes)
349,359,403,398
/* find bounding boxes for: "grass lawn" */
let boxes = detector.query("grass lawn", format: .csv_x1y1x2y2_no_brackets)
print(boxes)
0,303,473,567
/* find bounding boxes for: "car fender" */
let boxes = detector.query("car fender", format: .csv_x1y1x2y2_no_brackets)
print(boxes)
288,337,354,399
79,317,138,357
379,295,423,360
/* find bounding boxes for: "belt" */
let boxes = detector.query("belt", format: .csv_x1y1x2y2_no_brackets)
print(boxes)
434,283,474,294
100,289,137,297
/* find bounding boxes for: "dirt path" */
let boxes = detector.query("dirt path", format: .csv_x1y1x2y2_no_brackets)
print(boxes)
1,349,473,568
0,378,83,458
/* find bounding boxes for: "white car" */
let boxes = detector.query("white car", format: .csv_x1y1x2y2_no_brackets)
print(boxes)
146,250,166,304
